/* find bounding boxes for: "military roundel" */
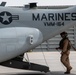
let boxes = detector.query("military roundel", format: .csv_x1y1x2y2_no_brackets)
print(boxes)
0,11,19,25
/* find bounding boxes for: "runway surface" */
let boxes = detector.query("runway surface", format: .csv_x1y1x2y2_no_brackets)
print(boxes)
0,51,76,75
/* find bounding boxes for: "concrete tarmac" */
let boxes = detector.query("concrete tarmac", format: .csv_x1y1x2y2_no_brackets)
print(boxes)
0,51,76,75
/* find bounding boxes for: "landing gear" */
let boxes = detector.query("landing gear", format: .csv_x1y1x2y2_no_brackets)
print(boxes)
0,53,49,73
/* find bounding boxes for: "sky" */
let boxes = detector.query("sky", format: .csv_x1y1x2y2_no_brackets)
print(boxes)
0,0,76,6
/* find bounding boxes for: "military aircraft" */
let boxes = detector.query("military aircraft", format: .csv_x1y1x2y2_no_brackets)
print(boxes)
0,2,76,72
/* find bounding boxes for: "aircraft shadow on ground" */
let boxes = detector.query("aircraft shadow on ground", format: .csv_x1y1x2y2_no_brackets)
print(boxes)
13,73,46,75
1,71,76,75
1,72,47,75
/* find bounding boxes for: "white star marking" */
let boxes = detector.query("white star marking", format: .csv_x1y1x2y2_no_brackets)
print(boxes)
1,12,11,22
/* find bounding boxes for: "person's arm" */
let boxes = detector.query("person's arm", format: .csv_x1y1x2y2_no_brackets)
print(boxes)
62,39,68,53
56,47,60,50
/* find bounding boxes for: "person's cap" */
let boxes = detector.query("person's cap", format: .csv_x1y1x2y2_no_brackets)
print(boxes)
60,32,68,36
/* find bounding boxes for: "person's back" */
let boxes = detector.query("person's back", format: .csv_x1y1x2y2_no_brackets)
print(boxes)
59,37,71,50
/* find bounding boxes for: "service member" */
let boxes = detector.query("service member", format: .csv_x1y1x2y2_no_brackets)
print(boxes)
56,32,72,74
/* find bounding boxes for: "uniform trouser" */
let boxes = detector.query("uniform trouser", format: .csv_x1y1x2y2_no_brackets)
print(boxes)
60,52,71,70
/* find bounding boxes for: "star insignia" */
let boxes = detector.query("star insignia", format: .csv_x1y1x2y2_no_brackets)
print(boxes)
0,12,11,23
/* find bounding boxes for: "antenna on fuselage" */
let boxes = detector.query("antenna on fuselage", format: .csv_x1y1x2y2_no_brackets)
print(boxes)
29,3,37,9
24,3,37,9
0,2,6,6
